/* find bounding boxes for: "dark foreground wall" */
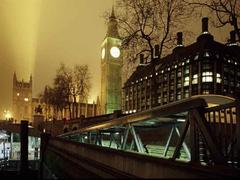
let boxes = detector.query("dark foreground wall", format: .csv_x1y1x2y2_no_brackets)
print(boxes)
41,136,240,179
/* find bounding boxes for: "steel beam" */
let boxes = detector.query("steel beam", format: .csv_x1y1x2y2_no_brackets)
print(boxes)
163,126,174,157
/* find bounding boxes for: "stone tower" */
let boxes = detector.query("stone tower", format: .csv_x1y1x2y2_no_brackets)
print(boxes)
12,72,33,122
100,7,122,114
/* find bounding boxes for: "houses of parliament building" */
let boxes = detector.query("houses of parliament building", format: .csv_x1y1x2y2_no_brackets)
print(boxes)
12,72,100,122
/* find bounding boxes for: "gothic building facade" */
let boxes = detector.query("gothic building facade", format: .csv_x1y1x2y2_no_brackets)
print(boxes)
12,72,33,122
12,73,100,122
122,18,240,114
100,7,122,114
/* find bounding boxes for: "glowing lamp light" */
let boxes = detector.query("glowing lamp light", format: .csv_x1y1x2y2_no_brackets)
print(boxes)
4,111,12,120
24,98,29,102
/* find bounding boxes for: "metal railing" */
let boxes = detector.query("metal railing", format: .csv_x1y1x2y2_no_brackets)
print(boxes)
40,97,240,178
204,99,240,168
57,97,229,165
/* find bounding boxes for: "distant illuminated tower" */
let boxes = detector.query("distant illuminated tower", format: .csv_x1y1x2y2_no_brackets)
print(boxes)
100,7,122,114
12,72,33,122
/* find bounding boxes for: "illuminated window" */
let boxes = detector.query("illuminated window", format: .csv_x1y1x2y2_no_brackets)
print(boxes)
177,70,182,77
170,93,174,101
24,98,29,102
194,54,199,60
204,51,210,57
184,65,189,74
192,74,198,84
177,79,182,88
216,73,222,83
202,72,213,82
184,89,189,98
177,91,181,100
163,93,167,103
184,76,190,86
203,90,210,95
157,96,161,104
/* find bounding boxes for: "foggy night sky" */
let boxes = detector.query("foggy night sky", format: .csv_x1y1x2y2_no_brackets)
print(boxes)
0,0,231,119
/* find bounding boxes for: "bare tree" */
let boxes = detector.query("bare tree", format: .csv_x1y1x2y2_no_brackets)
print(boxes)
185,0,240,42
41,63,92,120
114,0,194,63
53,63,72,119
41,85,53,120
71,65,91,118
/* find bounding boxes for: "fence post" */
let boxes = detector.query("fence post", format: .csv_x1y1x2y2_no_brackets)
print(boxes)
189,111,199,163
20,120,28,176
236,92,240,167
39,133,51,179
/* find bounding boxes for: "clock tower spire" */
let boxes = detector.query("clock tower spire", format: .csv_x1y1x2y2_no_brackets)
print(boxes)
106,6,120,38
100,6,122,114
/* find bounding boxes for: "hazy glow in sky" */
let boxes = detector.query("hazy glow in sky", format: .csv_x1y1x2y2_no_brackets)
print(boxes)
0,0,113,116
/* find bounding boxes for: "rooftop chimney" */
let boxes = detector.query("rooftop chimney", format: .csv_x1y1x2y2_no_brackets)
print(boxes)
140,54,144,65
177,32,183,46
154,45,160,58
202,17,209,33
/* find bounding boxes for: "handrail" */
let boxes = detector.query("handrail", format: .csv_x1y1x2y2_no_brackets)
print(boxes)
58,97,207,137
41,136,240,178
205,102,236,112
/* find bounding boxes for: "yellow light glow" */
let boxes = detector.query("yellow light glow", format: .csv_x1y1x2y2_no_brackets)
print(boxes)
17,93,20,96
110,46,120,58
24,98,29,102
5,111,12,119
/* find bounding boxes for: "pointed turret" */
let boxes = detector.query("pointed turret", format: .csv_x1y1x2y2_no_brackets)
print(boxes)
30,74,32,87
13,72,17,83
13,72,18,88
110,5,116,19
106,6,120,38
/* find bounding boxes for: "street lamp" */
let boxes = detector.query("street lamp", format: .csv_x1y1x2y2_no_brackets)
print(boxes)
4,110,12,120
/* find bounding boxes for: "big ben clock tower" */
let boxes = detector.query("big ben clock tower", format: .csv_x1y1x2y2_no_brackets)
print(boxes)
101,7,122,114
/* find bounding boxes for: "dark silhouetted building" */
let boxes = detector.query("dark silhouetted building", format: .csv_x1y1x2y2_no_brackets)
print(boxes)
122,18,240,114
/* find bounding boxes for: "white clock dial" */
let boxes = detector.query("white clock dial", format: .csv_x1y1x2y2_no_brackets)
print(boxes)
110,46,120,58
101,48,105,59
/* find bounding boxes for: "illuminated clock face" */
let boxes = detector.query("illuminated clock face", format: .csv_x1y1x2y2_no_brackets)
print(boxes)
110,46,120,58
101,48,105,59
